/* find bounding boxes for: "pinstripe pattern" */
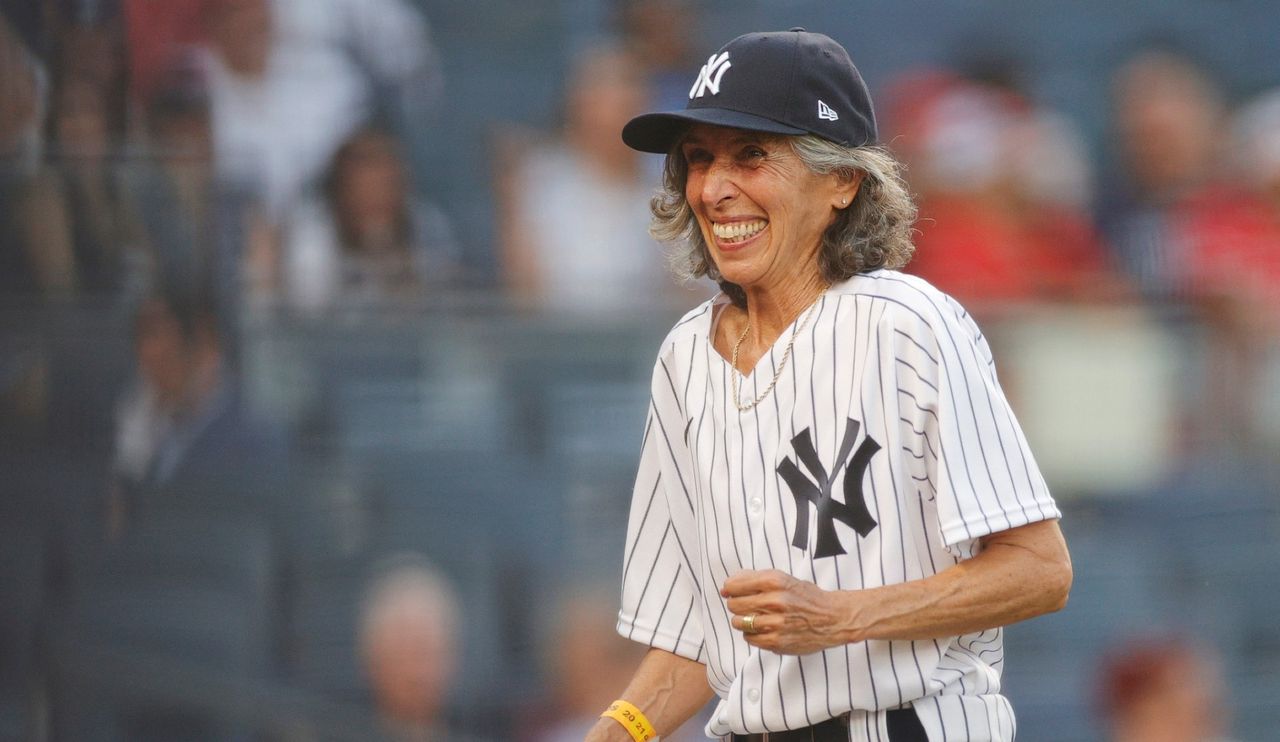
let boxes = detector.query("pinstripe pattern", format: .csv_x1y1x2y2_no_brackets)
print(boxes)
617,270,1058,741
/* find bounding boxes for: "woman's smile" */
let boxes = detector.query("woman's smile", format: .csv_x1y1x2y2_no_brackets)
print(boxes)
711,219,769,251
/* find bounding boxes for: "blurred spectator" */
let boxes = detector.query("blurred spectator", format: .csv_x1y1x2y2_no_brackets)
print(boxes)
879,68,963,180
359,554,460,741
1098,48,1228,299
201,0,442,221
264,125,461,313
525,587,645,742
1187,87,1280,310
497,44,699,313
525,585,708,742
1097,636,1235,742
901,78,1116,308
0,8,54,297
614,0,704,184
0,6,48,172
130,59,216,278
123,0,208,108
616,0,702,114
123,57,259,307
1168,87,1280,449
47,284,294,741
5,6,134,298
107,286,285,536
58,2,129,109
26,70,131,295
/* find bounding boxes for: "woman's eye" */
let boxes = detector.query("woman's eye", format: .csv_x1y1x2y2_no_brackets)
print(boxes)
743,147,767,162
685,149,712,166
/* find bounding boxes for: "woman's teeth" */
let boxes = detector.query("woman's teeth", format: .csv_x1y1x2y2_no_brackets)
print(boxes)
712,220,767,243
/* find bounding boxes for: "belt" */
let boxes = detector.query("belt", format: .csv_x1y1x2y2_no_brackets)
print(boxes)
730,714,849,742
730,708,923,742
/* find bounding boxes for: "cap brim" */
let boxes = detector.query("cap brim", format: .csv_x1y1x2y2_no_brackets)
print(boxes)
622,108,808,154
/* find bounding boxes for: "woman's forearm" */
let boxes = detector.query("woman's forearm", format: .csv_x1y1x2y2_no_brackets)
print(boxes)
839,519,1072,644
584,647,715,742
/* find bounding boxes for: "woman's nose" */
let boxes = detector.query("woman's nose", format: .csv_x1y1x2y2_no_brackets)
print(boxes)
701,160,738,206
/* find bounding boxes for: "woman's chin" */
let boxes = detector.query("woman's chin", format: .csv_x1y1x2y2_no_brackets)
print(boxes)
716,269,764,292
710,252,758,286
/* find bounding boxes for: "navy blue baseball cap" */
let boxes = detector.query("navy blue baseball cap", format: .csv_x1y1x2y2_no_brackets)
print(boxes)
622,28,878,154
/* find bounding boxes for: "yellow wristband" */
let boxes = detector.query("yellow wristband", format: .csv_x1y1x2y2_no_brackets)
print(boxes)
601,699,657,742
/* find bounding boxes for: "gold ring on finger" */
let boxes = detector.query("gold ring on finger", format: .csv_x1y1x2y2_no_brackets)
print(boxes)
742,613,758,634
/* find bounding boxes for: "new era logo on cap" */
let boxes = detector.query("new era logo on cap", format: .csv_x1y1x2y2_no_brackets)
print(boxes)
817,100,839,121
690,52,732,99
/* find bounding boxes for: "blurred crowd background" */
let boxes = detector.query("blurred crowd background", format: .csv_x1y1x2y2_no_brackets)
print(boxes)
1,1,1278,740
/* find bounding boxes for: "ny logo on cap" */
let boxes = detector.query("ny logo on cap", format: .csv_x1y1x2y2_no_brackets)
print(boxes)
689,52,732,99
817,100,839,121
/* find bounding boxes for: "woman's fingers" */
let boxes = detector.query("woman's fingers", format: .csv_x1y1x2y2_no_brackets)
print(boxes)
731,611,776,635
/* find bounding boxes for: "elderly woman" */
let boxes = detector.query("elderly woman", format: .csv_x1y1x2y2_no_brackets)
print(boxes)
587,30,1072,742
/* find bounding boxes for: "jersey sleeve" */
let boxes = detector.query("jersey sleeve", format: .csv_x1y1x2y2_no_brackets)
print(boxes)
616,355,705,662
892,300,1061,552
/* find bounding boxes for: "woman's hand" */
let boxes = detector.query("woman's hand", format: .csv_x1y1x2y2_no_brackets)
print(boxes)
722,570,862,655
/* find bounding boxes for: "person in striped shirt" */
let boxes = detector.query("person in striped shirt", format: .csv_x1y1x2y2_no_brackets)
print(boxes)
586,29,1072,742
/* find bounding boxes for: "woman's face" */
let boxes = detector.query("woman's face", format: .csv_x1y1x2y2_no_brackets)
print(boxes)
681,124,847,293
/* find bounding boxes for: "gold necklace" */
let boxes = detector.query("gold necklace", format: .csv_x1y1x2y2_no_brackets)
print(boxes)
729,294,824,412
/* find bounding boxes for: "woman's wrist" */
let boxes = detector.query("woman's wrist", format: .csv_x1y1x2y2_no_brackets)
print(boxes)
586,715,637,742
833,587,872,646
600,698,657,742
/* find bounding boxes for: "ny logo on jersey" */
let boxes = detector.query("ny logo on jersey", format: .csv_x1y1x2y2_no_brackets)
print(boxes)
689,52,732,99
777,419,880,558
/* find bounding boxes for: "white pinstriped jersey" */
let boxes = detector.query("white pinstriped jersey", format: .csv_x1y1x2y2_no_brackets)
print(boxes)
617,270,1060,741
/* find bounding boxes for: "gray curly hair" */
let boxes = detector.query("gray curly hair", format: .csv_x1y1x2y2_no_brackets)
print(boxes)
650,134,917,307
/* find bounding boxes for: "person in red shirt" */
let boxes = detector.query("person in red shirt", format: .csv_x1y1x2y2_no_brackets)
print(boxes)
899,79,1118,311
1183,88,1280,309
1171,89,1280,448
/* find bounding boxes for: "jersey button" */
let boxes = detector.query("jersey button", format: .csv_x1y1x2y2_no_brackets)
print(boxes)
746,688,760,703
748,497,763,515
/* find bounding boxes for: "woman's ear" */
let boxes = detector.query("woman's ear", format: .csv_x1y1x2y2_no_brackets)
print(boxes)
833,170,865,209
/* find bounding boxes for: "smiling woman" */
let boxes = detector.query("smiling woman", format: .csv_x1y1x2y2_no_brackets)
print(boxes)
587,28,1072,742
652,131,916,311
